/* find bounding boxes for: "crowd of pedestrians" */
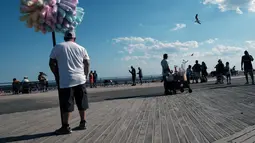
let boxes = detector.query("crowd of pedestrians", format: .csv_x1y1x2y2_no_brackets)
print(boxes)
89,70,98,88
129,66,143,86
161,50,254,94
12,72,48,94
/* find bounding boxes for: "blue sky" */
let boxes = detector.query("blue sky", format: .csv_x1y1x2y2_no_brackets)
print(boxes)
1,0,255,82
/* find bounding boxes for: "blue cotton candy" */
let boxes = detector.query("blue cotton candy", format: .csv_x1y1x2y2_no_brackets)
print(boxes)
65,14,73,23
57,7,66,17
56,24,62,29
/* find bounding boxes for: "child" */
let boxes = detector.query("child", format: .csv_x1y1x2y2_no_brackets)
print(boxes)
186,65,192,84
225,62,231,84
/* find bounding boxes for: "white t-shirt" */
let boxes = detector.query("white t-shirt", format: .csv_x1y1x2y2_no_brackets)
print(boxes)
50,41,90,88
161,59,169,76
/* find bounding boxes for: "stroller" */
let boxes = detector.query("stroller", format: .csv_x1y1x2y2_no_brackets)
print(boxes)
165,70,192,95
215,73,225,84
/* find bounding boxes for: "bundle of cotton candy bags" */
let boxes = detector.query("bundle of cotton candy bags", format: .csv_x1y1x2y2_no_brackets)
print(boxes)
19,0,85,34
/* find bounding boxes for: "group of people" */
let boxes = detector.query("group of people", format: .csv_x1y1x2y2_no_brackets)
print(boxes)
186,60,208,84
161,50,254,94
44,30,255,135
12,72,49,94
129,66,143,86
88,70,98,88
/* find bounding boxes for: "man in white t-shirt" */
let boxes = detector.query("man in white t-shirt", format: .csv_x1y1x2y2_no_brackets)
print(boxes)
49,31,90,135
161,54,170,95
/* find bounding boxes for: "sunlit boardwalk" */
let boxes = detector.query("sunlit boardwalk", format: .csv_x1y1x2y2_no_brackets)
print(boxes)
1,77,255,143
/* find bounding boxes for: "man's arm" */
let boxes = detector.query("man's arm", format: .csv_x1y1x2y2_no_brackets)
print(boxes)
49,58,58,77
83,59,90,79
241,57,244,70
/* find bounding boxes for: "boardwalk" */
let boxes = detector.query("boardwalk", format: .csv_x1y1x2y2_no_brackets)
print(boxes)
1,77,255,143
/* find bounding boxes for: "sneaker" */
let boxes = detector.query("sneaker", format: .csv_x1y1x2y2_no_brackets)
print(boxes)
55,126,72,135
78,120,87,130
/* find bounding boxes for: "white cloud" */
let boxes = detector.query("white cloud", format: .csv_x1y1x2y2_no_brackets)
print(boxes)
246,40,255,49
202,0,255,14
113,37,199,54
171,23,186,31
212,45,243,55
205,38,218,44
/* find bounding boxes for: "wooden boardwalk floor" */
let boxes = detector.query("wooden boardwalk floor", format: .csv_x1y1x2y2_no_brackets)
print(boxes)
1,81,255,143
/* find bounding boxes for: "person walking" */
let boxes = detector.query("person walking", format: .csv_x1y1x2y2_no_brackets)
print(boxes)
161,53,171,95
49,30,90,135
225,62,231,84
93,70,98,88
137,67,143,85
192,60,201,83
201,62,208,82
186,65,192,84
89,71,94,88
129,66,136,86
241,50,254,84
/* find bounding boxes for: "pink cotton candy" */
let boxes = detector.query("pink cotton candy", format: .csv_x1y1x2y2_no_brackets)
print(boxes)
45,0,57,7
45,6,57,25
52,5,58,16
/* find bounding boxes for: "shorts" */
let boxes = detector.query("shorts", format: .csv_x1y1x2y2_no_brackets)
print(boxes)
244,69,253,74
59,83,89,112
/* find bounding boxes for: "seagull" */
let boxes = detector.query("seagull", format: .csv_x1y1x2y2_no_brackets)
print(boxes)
195,14,201,24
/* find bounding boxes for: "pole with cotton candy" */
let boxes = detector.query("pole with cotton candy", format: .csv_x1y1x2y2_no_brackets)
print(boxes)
19,0,85,34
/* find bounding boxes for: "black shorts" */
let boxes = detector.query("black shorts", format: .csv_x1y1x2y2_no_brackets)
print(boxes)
59,83,89,112
244,69,253,74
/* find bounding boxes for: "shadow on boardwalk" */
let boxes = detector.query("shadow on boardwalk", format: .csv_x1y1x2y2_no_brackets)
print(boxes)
209,84,253,90
0,132,54,143
104,91,189,101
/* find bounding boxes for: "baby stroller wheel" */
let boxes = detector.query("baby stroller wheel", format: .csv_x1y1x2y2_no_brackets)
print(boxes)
180,88,184,93
189,89,192,93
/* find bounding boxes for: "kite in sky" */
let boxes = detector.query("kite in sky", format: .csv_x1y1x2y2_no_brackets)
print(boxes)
195,14,201,24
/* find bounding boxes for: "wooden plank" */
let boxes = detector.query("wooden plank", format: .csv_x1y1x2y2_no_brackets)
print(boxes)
144,98,156,143
153,97,161,143
164,96,180,143
180,95,230,138
0,108,57,128
183,97,221,141
77,108,123,143
0,109,59,135
109,99,144,143
95,99,145,143
179,96,216,143
159,96,171,143
60,100,133,143
74,99,135,143
209,89,251,129
178,95,224,140
135,97,152,143
194,90,247,132
188,94,238,135
167,96,189,143
126,98,149,143
174,95,209,143
29,100,124,143
172,95,199,143
116,100,145,143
